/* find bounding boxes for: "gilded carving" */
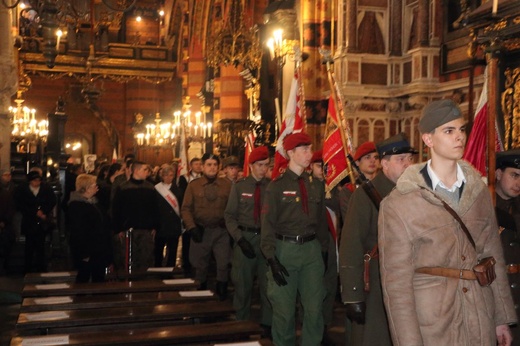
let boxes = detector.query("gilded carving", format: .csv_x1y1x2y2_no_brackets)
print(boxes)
484,20,507,34
502,68,520,149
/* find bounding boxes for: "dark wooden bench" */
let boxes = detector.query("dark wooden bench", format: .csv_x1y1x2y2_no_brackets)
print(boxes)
16,300,235,335
11,320,265,346
24,267,184,284
21,290,216,312
22,278,198,297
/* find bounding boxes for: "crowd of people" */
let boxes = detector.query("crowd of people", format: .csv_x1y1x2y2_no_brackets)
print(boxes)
0,99,519,345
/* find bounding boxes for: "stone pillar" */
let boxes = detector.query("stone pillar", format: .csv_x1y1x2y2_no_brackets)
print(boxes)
0,6,18,170
390,0,402,56
47,111,68,168
346,0,357,52
418,0,429,47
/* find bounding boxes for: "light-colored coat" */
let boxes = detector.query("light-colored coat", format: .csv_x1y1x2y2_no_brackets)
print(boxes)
378,160,517,346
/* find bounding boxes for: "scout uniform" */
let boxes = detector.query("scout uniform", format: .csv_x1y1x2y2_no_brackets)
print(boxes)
181,154,232,298
224,146,272,327
261,133,329,346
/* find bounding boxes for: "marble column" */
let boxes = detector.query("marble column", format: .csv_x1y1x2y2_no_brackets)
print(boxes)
0,6,18,170
418,0,429,47
390,0,402,56
346,0,357,52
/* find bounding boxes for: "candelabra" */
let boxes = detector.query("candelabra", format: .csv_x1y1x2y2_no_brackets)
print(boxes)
9,91,49,153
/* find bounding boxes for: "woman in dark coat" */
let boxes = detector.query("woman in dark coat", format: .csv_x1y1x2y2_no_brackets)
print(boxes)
154,164,184,267
68,174,112,282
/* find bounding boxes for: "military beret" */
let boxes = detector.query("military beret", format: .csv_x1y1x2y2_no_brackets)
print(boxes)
496,149,520,169
249,146,269,164
419,99,463,133
201,153,220,165
311,149,323,163
283,132,312,152
353,141,377,161
222,155,239,168
27,171,42,182
377,133,418,157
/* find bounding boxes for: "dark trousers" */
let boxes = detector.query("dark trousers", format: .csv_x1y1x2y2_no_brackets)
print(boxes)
75,258,106,283
24,232,46,273
154,235,180,267
181,231,192,274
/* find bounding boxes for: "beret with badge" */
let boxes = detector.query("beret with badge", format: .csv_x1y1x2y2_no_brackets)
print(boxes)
201,152,220,165
496,149,520,170
311,149,323,164
283,132,312,152
376,133,418,157
222,155,240,168
353,141,377,161
249,146,269,164
419,99,463,133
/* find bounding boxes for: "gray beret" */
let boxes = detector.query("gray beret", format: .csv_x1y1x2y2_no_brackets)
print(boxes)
419,99,463,133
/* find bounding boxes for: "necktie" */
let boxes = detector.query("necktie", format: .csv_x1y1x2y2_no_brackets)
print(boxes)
298,177,309,215
254,181,262,224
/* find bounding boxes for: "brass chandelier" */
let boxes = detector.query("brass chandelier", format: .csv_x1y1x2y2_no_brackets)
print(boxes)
206,0,262,70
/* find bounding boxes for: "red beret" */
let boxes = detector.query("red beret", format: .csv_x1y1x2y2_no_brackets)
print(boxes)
283,132,312,152
353,141,376,161
249,146,269,164
311,149,323,163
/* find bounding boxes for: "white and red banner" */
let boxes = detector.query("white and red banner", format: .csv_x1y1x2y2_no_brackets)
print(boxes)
272,72,305,179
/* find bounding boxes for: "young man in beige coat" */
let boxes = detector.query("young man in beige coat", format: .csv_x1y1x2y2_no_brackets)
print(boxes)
378,99,517,346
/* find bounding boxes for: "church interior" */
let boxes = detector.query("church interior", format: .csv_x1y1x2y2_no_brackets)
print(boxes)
1,0,520,344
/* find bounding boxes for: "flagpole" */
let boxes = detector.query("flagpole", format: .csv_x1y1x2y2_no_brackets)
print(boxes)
487,48,500,204
321,49,356,189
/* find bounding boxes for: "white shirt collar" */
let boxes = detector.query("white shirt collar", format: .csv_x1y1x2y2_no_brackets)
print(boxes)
426,159,466,193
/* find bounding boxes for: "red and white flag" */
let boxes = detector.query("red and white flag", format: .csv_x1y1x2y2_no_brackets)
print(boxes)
243,131,256,177
272,72,305,179
463,67,503,177
177,124,188,180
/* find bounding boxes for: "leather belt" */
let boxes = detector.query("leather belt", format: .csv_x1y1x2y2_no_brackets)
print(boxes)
507,264,520,274
415,267,477,280
275,233,316,244
238,226,261,234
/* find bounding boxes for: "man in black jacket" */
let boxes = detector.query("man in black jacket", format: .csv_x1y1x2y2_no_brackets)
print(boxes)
112,161,160,272
15,171,56,273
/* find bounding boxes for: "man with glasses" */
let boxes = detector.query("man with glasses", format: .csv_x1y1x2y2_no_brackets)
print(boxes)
112,161,159,272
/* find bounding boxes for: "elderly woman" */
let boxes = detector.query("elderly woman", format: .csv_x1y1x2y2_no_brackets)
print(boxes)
154,164,184,267
68,174,112,283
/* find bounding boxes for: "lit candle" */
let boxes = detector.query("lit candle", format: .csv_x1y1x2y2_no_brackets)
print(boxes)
207,122,212,137
492,0,498,15
195,111,201,125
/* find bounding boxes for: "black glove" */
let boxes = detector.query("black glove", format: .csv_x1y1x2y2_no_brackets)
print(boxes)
237,237,256,259
322,251,328,272
345,302,366,324
189,226,204,243
267,257,289,286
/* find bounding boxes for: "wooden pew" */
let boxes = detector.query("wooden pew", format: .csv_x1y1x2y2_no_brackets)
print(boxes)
21,290,216,312
24,267,183,284
22,278,198,298
11,320,265,346
16,300,235,335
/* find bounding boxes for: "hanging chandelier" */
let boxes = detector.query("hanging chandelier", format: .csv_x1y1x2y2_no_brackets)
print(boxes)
206,0,262,70
9,91,48,141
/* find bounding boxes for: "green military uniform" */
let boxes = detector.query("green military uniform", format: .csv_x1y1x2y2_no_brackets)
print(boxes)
339,171,393,346
224,175,272,325
181,176,232,283
261,169,329,346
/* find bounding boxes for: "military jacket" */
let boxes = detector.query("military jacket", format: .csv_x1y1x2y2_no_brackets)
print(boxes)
181,175,231,230
224,175,270,242
260,168,328,259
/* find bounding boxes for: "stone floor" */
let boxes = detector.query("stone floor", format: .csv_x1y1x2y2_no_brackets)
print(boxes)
0,237,347,346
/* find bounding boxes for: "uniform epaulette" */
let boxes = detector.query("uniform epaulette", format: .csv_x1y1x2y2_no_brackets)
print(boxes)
236,177,247,184
273,173,284,182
